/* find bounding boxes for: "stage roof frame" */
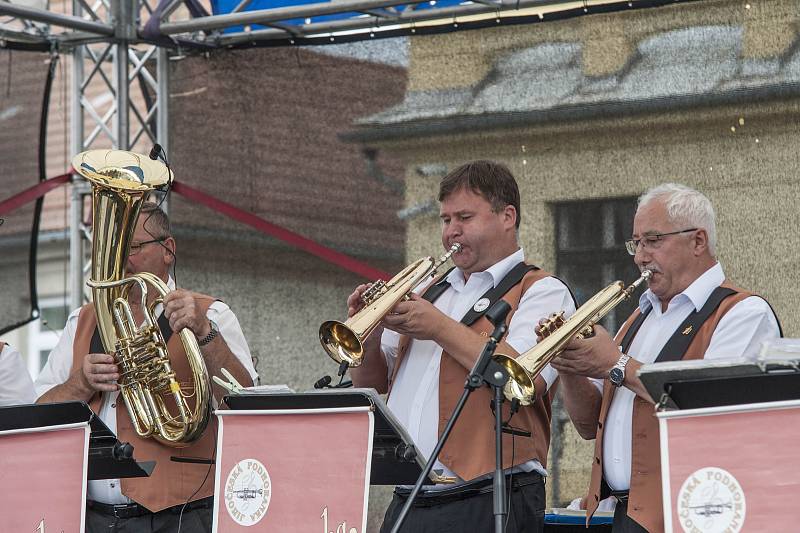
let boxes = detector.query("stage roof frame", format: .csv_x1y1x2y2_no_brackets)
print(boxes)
1,0,697,50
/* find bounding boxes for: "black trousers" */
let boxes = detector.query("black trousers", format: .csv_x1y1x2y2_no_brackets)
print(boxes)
85,500,212,533
380,471,545,533
611,499,649,533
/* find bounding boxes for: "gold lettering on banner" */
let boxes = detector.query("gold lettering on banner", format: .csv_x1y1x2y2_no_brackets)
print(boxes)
321,506,359,533
34,519,64,533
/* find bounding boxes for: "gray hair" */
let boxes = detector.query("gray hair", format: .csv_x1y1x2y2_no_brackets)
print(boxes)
637,183,717,256
139,201,171,239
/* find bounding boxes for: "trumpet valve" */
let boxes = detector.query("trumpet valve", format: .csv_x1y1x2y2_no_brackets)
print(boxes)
361,280,386,305
538,311,566,338
578,323,596,339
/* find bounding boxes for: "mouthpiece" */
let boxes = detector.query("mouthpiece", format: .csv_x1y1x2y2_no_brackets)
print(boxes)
438,243,461,263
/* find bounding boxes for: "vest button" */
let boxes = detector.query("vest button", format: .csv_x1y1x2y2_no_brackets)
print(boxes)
595,457,600,464
594,494,599,501
598,421,603,429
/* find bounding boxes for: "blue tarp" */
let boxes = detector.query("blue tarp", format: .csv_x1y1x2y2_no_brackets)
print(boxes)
211,0,466,33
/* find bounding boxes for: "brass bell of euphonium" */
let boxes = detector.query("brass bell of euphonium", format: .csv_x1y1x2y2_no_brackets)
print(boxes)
494,270,653,406
73,149,211,446
320,243,462,367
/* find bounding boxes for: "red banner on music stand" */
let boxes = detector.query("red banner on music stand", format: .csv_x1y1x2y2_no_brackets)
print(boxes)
212,407,374,532
0,422,89,532
659,399,800,533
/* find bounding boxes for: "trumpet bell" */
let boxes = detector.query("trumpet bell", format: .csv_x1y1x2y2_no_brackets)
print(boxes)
319,320,364,367
494,355,536,406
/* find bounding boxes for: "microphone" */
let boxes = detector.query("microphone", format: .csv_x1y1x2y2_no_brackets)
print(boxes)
314,375,332,389
149,143,163,161
484,300,511,343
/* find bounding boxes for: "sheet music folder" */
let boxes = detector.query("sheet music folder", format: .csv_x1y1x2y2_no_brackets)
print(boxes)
638,358,800,410
0,401,153,480
224,388,433,485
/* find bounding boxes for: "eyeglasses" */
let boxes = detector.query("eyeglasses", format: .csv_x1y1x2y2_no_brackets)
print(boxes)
129,238,167,255
624,228,697,255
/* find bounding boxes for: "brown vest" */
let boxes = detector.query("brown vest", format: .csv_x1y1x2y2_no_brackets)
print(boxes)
73,296,217,512
585,281,754,533
388,267,558,481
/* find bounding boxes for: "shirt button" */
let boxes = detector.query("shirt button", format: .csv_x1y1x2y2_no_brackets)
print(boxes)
111,403,116,408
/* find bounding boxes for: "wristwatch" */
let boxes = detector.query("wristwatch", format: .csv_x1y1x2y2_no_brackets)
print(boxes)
198,319,219,347
609,353,631,387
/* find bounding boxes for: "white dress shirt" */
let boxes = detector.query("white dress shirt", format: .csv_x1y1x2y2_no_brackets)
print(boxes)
0,343,36,406
34,278,258,504
382,248,576,480
596,262,781,490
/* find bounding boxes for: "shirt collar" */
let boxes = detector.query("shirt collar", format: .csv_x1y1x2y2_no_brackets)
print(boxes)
445,248,525,289
639,262,725,313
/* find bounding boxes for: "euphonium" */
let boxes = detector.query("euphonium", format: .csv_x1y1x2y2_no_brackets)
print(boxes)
320,243,462,367
73,149,211,446
495,270,652,405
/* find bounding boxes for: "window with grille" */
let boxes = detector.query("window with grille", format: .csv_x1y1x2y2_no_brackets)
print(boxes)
554,197,641,334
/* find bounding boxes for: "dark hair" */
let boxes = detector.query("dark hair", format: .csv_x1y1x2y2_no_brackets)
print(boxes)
438,160,521,229
140,201,171,238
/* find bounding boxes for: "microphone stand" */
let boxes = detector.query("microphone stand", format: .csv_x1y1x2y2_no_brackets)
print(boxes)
390,301,513,533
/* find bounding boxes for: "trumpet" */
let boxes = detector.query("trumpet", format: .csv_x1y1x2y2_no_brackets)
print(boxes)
320,243,462,367
494,270,652,405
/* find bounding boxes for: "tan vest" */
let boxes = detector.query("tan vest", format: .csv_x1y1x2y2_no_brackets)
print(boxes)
388,267,558,481
585,281,753,533
73,296,217,512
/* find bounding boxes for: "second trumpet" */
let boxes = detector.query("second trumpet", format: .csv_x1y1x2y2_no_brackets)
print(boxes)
494,269,652,405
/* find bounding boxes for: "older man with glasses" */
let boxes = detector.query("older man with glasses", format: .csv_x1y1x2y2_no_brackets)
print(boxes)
34,201,258,533
550,183,781,533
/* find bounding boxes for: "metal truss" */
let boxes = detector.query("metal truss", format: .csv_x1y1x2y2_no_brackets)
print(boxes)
66,0,172,309
156,0,678,47
2,0,681,50
0,0,170,308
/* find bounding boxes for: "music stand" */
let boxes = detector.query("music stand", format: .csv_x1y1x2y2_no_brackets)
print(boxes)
638,357,800,410
0,401,153,479
638,357,800,532
223,388,433,485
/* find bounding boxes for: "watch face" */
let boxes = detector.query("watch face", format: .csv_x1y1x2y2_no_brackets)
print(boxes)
609,367,624,386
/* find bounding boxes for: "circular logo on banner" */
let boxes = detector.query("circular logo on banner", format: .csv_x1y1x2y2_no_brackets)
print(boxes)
677,467,746,533
473,298,491,313
224,458,272,526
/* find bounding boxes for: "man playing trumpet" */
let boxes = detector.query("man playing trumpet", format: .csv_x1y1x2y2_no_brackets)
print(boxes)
553,183,781,533
349,160,576,532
